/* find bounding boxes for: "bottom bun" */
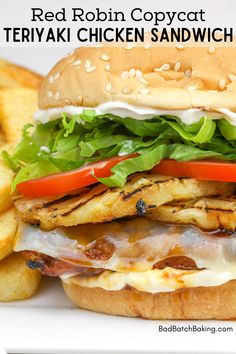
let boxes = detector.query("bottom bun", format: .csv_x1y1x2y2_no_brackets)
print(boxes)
62,279,236,319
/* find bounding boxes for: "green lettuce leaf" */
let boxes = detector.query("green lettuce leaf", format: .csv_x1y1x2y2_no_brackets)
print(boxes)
3,111,236,191
99,143,220,188
218,119,236,141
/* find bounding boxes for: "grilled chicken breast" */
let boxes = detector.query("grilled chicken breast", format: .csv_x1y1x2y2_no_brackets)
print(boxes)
14,173,235,229
148,197,236,231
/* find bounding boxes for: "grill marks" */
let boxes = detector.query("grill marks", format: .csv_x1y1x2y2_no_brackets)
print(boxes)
61,185,108,217
14,173,236,229
42,190,89,209
122,183,153,200
40,186,96,210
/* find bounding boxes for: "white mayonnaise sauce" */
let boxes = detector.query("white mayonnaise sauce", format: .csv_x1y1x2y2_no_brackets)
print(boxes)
62,267,236,294
34,101,236,126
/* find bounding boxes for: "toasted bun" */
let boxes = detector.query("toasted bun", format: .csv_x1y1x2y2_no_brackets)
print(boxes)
39,45,236,112
62,279,236,319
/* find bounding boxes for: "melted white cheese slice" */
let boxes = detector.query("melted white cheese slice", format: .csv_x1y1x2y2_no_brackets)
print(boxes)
15,219,236,274
14,218,236,292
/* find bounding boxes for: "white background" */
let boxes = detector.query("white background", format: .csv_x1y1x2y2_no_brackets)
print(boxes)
0,47,71,75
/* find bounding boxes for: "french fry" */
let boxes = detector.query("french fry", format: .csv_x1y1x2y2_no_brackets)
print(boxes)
0,208,17,261
0,252,41,302
0,62,43,303
0,88,38,143
0,160,14,213
0,59,43,90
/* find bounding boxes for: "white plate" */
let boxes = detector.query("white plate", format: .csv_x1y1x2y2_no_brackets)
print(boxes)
0,277,235,354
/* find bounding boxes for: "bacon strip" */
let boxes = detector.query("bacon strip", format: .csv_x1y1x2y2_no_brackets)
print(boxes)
22,251,103,277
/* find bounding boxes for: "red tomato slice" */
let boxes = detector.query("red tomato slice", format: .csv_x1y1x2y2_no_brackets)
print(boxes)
152,159,236,182
17,157,236,198
17,154,137,198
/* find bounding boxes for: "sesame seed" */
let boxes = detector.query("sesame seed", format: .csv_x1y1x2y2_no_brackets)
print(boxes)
176,44,184,49
219,79,226,90
100,54,110,61
139,88,150,94
208,45,215,54
85,60,91,69
86,66,96,73
123,87,132,94
139,77,148,85
184,69,192,78
229,74,236,82
48,91,53,98
161,64,170,71
144,42,151,49
105,83,112,92
72,59,82,66
174,62,181,72
54,92,60,100
129,68,136,78
49,76,54,84
153,68,162,72
77,95,82,102
136,69,142,78
121,71,129,79
105,64,111,72
54,72,61,80
154,64,170,72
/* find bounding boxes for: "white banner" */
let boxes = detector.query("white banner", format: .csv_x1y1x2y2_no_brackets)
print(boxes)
0,0,236,47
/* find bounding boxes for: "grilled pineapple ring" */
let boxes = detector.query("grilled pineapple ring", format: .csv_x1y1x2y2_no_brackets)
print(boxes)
14,173,235,229
148,197,236,231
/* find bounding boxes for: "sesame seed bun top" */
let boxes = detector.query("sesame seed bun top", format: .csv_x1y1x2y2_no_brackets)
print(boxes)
39,44,236,112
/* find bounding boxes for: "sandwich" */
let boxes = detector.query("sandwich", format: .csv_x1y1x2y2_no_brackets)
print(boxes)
6,44,236,319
